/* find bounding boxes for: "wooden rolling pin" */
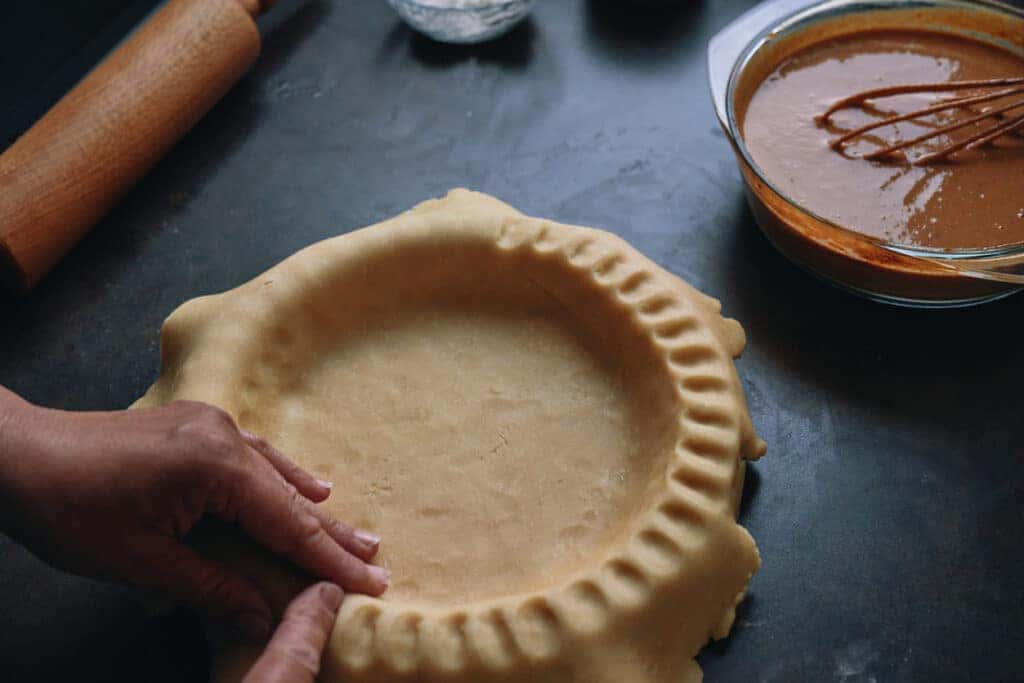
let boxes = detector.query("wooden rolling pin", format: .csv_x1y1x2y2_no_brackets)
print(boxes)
0,0,278,293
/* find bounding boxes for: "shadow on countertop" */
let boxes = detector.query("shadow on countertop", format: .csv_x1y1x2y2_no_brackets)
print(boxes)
584,0,706,66
737,465,762,524
719,193,1024,426
0,533,209,683
258,0,333,72
699,594,758,660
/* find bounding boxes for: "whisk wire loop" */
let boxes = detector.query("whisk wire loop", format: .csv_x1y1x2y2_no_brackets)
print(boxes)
820,77,1024,164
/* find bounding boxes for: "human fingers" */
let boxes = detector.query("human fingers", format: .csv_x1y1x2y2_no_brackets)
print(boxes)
224,468,389,596
305,504,380,563
240,442,380,562
242,583,343,683
132,535,272,640
238,430,331,504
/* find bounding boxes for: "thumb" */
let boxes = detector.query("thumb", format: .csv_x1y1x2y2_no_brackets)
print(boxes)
134,536,272,639
243,583,344,683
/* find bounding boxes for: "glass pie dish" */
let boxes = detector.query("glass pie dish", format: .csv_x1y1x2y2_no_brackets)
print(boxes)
708,0,1024,308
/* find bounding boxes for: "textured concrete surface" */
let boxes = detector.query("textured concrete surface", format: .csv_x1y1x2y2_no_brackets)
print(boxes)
1,1,1023,680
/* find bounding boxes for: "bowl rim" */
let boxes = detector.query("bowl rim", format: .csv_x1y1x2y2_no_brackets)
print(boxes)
723,0,1024,262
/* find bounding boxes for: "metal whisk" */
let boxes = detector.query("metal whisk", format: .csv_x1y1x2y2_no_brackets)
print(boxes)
818,76,1024,165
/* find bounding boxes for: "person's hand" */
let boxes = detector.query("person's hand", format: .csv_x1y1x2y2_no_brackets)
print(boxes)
0,389,388,639
243,582,343,683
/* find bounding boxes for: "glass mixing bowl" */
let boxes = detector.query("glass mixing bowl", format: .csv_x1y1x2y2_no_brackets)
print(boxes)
708,0,1024,307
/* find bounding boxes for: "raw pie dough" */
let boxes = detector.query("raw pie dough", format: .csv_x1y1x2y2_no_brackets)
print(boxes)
135,190,766,682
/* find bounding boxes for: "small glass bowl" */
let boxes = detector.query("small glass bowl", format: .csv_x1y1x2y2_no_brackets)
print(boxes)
388,0,535,44
708,0,1024,308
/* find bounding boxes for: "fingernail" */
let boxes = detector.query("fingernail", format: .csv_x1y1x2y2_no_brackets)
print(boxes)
316,478,333,492
319,582,344,611
355,529,381,548
368,565,390,588
237,612,271,642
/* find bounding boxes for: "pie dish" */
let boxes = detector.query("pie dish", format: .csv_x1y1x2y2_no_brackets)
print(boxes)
134,189,766,682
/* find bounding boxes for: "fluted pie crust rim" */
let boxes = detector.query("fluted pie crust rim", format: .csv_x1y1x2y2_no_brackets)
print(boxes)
136,189,765,682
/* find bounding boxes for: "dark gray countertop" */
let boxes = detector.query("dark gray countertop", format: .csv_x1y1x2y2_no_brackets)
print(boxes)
2,1,1023,680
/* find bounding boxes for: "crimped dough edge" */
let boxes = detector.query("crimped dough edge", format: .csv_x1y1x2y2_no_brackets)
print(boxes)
136,189,765,683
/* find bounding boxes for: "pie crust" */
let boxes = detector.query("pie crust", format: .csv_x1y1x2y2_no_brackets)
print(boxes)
135,190,766,682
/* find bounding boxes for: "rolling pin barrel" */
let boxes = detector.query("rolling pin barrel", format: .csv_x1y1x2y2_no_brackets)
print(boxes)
0,0,273,293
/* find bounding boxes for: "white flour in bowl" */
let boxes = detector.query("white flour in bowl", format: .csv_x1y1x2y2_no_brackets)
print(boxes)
388,0,535,44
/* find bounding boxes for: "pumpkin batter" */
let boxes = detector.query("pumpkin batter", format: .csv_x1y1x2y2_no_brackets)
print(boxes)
741,30,1024,250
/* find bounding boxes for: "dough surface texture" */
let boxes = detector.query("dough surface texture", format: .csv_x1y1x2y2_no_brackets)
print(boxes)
135,190,765,683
